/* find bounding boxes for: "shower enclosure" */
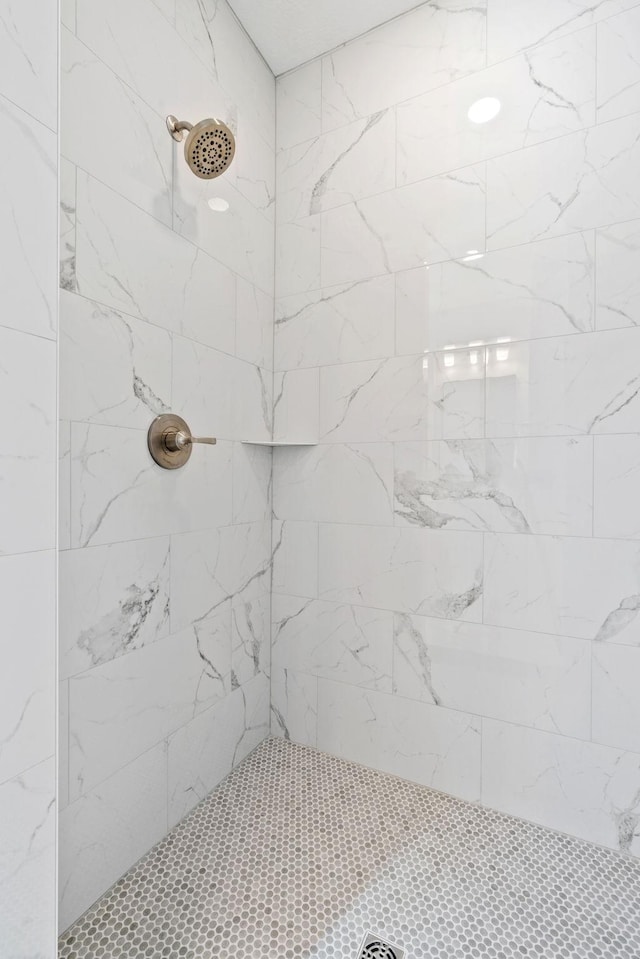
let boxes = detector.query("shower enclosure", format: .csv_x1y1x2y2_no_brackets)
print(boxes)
1,0,640,955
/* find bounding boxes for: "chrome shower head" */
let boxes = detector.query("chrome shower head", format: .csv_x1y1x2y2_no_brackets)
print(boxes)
166,115,236,179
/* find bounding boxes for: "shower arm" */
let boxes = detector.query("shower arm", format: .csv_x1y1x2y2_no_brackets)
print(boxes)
166,115,194,142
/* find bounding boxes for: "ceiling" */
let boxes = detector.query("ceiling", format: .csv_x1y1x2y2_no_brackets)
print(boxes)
227,0,428,75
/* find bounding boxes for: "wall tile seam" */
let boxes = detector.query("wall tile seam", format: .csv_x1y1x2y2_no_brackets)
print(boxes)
62,19,276,160
59,319,275,397
0,751,56,792
58,524,275,555
63,417,274,444
314,673,640,761
272,586,640,645
274,0,640,130
276,111,640,238
64,236,275,329
309,674,600,747
65,673,269,805
484,0,640,71
276,76,604,167
69,162,276,296
276,22,605,148
0,84,58,137
0,319,58,347
271,596,632,649
273,221,640,299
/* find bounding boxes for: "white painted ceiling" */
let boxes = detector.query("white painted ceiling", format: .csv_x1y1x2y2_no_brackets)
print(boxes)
227,0,427,75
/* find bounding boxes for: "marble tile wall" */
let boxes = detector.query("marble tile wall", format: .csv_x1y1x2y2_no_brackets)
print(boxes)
0,1,58,956
58,0,275,931
271,0,640,858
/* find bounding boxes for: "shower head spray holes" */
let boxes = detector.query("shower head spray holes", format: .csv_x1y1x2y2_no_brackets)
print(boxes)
166,115,236,179
185,119,235,179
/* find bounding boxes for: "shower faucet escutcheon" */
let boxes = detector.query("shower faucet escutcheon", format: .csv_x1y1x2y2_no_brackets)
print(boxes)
147,413,216,470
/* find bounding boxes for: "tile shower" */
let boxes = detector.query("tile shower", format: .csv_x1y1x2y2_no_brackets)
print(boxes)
1,0,640,955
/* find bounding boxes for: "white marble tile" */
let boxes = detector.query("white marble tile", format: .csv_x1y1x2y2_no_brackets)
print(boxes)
395,232,595,355
317,680,481,802
319,355,466,444
596,219,640,330
393,614,591,739
0,550,56,782
151,0,175,21
273,368,320,443
486,114,640,250
172,334,234,440
68,626,229,800
486,0,638,64
485,328,640,438
275,216,321,298
59,538,171,680
318,524,483,621
277,61,322,152
272,595,393,692
234,118,276,218
322,167,486,287
175,0,275,149
232,443,272,524
0,328,56,556
60,291,172,428
170,522,271,632
59,421,72,552
76,172,236,353
594,434,640,540
167,673,269,827
76,0,234,135
275,275,395,371
398,30,595,184
232,360,272,441
70,423,233,547
423,348,486,441
277,109,396,223
274,444,394,526
321,1,487,132
593,643,640,753
61,0,77,32
231,591,270,688
61,28,172,226
481,719,640,855
59,681,70,811
484,533,640,642
394,438,593,536
173,0,227,84
270,669,318,748
59,744,167,931
0,758,55,955
236,279,274,370
0,96,56,340
597,6,640,123
60,158,77,293
0,0,57,130
271,521,318,599
173,156,274,295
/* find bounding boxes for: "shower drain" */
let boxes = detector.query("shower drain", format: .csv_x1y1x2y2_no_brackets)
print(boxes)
358,932,405,959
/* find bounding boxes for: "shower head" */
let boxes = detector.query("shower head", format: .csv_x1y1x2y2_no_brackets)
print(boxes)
166,115,236,179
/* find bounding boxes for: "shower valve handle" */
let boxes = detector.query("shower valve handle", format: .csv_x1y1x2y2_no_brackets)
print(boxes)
148,414,216,470
168,430,217,450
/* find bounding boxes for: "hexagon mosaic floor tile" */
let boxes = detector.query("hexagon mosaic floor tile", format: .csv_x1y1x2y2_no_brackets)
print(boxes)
59,738,640,959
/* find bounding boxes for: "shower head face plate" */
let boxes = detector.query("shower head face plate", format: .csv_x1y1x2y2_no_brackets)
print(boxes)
184,118,236,179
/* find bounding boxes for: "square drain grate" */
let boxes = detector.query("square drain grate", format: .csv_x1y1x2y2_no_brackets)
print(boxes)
358,932,405,959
